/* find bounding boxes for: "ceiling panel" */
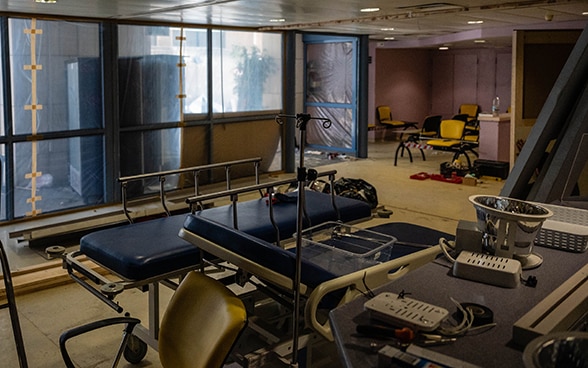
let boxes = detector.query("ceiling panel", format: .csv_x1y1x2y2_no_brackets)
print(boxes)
1,0,586,48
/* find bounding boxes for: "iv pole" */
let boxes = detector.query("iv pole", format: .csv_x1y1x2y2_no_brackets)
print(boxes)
275,113,331,367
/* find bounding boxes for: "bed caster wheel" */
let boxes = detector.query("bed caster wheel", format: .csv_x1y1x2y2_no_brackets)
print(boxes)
123,334,148,364
45,245,66,258
101,282,124,297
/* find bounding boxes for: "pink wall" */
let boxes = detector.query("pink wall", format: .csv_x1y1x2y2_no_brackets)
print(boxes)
374,48,432,125
373,46,512,127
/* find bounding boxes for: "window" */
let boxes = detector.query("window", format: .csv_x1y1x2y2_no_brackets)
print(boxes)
212,30,282,113
119,25,209,120
118,25,202,195
8,18,103,218
0,19,284,219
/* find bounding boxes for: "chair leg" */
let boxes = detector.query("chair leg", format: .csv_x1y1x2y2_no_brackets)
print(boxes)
406,145,413,162
0,241,29,368
394,142,403,166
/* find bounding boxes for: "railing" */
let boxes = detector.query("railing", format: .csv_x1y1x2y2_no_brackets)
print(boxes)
118,157,262,223
185,170,339,247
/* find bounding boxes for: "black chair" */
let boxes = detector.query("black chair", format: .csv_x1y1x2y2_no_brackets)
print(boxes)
0,240,29,368
419,115,442,139
394,115,442,166
451,113,469,123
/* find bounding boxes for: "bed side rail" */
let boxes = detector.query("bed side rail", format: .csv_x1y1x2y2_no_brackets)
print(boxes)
185,170,339,247
119,157,262,223
305,244,442,341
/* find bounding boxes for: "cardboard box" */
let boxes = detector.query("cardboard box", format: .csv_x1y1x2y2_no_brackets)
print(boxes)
463,176,477,186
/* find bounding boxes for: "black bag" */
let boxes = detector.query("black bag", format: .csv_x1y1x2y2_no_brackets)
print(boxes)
333,178,378,209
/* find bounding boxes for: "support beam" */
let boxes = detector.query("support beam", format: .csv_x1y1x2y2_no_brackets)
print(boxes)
500,25,588,200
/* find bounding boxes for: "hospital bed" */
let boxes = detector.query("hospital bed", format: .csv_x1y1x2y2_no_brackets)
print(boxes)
179,214,443,343
62,158,381,363
63,157,264,360
62,148,450,365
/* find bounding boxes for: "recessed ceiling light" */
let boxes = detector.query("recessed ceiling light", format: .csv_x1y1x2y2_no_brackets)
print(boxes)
583,11,588,15
384,37,395,40
474,39,486,43
439,46,449,50
360,8,380,13
467,20,484,25
380,28,395,31
35,0,57,3
269,18,285,23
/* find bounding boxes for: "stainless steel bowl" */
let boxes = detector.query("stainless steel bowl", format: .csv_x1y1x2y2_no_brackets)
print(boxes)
523,332,588,368
468,195,553,259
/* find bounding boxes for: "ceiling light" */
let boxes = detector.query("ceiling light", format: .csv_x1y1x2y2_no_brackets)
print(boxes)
467,20,484,25
35,0,57,3
583,11,588,15
380,28,395,31
360,8,380,13
384,37,395,40
269,18,285,23
439,46,449,50
474,39,486,43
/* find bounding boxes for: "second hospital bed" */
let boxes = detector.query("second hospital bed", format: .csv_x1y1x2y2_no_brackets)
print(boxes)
64,163,448,364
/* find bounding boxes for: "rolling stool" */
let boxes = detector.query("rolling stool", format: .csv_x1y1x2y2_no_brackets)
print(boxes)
0,240,29,368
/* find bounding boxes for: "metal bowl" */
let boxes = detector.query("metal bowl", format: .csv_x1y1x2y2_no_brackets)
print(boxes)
523,332,588,368
469,195,553,260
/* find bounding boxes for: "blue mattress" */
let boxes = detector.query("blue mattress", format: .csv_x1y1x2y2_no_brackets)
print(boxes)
195,190,373,242
80,215,200,280
80,191,372,281
182,216,452,290
183,214,334,289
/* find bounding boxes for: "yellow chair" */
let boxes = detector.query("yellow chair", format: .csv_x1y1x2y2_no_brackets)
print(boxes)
457,104,481,141
426,119,478,167
376,105,418,135
458,104,480,123
60,271,248,368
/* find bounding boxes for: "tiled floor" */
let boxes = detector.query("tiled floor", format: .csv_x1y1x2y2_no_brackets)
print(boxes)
1,141,504,367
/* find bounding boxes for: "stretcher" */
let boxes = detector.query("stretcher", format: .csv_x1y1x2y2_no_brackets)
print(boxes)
179,216,445,342
63,162,374,363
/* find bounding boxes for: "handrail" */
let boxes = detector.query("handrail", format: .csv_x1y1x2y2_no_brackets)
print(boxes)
185,169,336,204
119,157,262,223
117,157,262,183
186,170,339,247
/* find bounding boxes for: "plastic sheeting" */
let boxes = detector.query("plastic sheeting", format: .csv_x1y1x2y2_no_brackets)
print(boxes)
305,41,354,150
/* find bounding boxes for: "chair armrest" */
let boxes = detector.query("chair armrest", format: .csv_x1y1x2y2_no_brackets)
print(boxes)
60,317,141,368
